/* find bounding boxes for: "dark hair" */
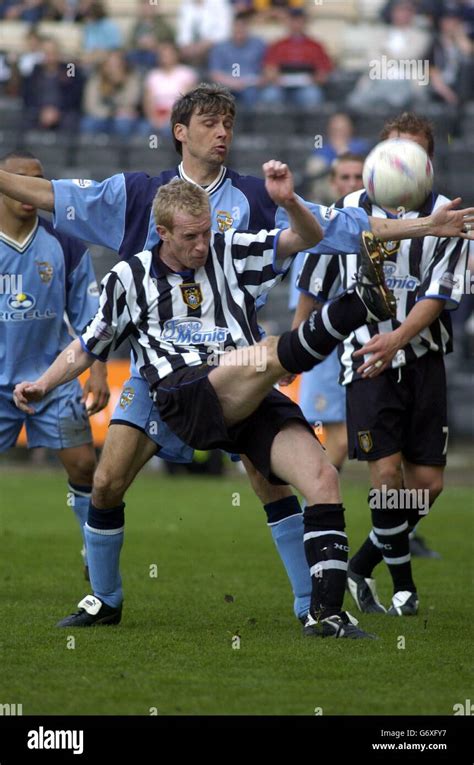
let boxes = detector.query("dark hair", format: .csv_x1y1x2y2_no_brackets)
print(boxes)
380,112,435,158
170,83,236,156
329,152,365,177
0,149,39,167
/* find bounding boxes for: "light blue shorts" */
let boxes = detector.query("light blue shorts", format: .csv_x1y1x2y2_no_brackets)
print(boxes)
0,379,92,451
299,349,346,425
110,376,194,463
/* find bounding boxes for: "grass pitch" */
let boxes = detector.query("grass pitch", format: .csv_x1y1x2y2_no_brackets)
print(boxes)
0,468,472,716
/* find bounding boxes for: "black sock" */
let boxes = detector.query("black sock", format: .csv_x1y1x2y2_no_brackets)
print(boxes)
303,503,347,620
277,292,367,373
372,500,416,594
350,489,384,577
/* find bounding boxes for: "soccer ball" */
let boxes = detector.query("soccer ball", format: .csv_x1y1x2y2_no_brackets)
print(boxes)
363,139,434,211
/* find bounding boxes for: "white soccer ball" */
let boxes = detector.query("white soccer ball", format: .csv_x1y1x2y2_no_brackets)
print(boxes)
363,138,434,211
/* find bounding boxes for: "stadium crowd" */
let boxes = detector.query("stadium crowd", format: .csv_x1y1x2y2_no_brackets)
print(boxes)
0,0,472,134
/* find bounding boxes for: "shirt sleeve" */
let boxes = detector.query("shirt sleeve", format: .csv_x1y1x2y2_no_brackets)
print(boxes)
66,247,100,336
229,227,289,299
275,200,369,256
417,236,469,310
51,174,127,251
297,252,342,302
80,269,136,361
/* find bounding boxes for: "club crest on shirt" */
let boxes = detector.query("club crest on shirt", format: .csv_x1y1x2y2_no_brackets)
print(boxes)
381,240,400,257
180,283,203,310
358,431,373,453
35,261,54,283
216,210,233,232
119,386,135,410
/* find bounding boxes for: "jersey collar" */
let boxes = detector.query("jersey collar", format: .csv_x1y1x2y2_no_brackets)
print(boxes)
178,162,227,195
0,218,39,253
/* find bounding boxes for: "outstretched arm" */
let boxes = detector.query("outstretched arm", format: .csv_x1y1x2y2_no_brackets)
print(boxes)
369,198,474,242
14,338,94,414
263,160,324,261
0,169,54,211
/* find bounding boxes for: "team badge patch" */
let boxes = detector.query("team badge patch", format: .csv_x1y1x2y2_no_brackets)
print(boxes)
358,431,373,453
119,386,135,410
36,261,54,283
179,283,203,310
216,210,233,232
381,241,400,258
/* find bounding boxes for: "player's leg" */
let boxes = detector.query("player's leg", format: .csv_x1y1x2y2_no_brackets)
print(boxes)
267,420,375,639
26,379,94,573
56,443,97,577
241,456,311,621
323,423,348,471
344,371,416,615
402,461,444,559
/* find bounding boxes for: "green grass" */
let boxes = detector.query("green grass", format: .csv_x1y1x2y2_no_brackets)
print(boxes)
0,469,472,716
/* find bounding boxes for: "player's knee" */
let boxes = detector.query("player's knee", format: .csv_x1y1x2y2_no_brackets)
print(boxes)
372,461,403,490
93,466,127,505
318,460,339,491
425,478,444,505
67,452,96,485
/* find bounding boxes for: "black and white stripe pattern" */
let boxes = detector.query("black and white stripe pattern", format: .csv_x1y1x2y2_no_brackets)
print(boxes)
297,190,469,385
81,228,287,387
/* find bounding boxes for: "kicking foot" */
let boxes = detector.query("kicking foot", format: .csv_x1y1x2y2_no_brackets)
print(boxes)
346,566,386,614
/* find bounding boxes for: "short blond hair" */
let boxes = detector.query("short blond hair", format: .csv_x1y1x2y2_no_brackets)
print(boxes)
152,179,210,231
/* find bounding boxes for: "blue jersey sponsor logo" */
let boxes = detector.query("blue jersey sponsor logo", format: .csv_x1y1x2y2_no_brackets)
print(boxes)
383,262,419,291
0,292,56,322
161,318,230,345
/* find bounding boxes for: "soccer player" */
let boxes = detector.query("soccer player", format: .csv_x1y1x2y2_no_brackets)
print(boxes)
0,150,109,574
295,113,469,616
14,163,398,638
286,153,366,469
14,165,472,635
1,86,472,623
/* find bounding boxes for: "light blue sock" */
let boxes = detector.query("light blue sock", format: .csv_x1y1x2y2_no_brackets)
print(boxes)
264,497,312,620
68,483,91,566
85,503,124,609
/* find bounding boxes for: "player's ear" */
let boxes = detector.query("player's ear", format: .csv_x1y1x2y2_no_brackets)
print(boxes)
156,224,169,241
173,122,186,146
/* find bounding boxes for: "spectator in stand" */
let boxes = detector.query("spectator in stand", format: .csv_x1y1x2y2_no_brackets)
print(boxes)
381,0,446,27
451,0,474,40
209,11,265,106
81,51,142,137
82,1,123,67
143,42,197,136
47,0,93,21
16,27,45,77
347,0,430,111
176,0,233,68
429,7,473,103
305,115,368,205
260,8,333,107
0,0,47,21
22,37,83,130
231,0,304,20
128,0,175,73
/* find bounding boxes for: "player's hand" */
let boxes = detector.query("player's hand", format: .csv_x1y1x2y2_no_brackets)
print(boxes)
429,198,474,239
13,381,47,414
81,373,110,416
262,160,295,207
353,333,400,378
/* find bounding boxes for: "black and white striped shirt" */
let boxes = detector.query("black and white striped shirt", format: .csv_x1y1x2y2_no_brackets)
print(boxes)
297,190,469,385
81,228,288,389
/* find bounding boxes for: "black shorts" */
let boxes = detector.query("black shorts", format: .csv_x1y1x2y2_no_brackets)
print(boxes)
346,351,448,465
153,365,317,484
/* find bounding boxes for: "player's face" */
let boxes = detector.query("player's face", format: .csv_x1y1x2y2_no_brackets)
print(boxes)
331,160,364,198
386,129,430,157
159,211,212,270
178,110,234,167
0,157,44,221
